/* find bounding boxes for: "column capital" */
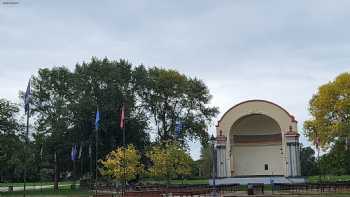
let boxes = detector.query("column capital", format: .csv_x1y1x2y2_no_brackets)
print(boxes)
216,135,227,147
285,125,300,137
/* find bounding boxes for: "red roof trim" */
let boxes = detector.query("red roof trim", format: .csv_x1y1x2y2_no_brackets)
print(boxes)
216,99,297,127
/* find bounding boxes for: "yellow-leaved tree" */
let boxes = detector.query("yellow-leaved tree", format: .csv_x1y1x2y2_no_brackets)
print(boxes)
304,72,350,148
146,142,192,183
101,144,144,182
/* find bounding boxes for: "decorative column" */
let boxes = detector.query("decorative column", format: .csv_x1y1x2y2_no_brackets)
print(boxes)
285,126,301,177
216,131,227,177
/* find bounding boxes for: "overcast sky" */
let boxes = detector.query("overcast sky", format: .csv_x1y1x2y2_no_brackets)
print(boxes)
1,0,350,159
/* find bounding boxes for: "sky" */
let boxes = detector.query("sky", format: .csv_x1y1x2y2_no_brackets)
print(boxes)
1,0,350,160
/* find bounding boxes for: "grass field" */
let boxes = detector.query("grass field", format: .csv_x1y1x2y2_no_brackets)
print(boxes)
0,181,75,187
141,178,208,185
308,175,350,183
0,188,91,197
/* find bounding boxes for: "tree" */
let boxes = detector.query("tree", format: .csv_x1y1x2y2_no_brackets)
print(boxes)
0,98,24,181
30,58,150,181
319,141,350,176
146,142,192,183
304,72,350,148
300,146,318,176
0,98,21,135
101,144,144,182
31,67,76,184
133,66,219,145
197,144,213,178
24,57,217,182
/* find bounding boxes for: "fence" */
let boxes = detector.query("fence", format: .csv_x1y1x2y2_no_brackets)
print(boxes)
94,183,240,197
273,181,350,194
93,181,350,196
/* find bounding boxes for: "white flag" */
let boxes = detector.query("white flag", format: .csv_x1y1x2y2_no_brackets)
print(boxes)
78,144,82,159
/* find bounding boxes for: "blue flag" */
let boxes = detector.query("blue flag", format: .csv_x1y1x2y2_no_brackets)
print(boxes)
175,121,182,137
71,145,77,161
95,110,100,130
24,80,31,113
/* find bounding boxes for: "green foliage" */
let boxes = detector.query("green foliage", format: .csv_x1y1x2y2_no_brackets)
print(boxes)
0,98,24,181
0,98,22,135
30,58,150,180
133,66,219,145
304,72,350,148
31,67,76,178
197,144,213,178
191,160,201,177
308,175,350,183
319,141,350,176
300,146,319,176
303,72,350,178
2,57,218,183
146,142,193,182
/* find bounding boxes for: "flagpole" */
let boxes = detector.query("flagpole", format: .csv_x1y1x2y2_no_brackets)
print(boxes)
80,145,83,183
23,79,31,197
315,133,321,183
89,143,92,189
95,127,98,191
121,104,126,197
318,147,321,183
40,145,43,192
54,151,58,191
123,124,126,196
72,145,77,188
23,109,29,197
94,109,100,193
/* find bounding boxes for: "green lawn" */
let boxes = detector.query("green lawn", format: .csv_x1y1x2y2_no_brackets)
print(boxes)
141,178,208,185
0,181,75,187
308,175,350,183
0,188,91,197
169,179,208,185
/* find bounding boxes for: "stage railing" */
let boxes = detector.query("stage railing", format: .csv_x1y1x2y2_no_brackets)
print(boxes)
273,181,350,194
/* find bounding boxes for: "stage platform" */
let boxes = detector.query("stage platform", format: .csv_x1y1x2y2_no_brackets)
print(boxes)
209,176,307,185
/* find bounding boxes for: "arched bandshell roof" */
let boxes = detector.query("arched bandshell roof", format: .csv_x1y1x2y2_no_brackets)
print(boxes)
217,99,297,126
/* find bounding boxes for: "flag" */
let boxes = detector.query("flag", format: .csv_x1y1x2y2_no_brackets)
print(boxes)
24,80,31,113
95,110,100,130
175,121,182,137
315,136,320,150
40,145,43,160
78,144,82,159
120,104,125,129
346,136,349,151
88,143,92,158
71,145,78,161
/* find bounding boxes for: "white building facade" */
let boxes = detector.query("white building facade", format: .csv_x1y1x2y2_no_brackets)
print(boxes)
215,100,301,177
